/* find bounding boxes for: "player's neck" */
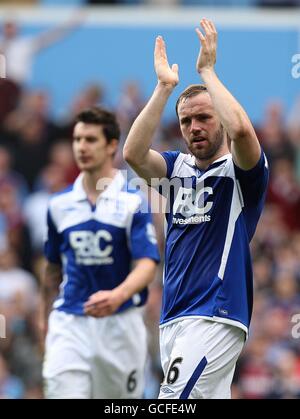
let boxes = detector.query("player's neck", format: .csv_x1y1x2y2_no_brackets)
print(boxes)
195,146,230,170
82,166,117,205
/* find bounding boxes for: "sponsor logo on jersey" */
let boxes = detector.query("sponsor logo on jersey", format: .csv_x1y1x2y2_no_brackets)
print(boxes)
172,184,213,224
70,230,113,265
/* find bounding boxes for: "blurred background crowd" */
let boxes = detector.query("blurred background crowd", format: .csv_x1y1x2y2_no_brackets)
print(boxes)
0,0,300,399
2,1,300,8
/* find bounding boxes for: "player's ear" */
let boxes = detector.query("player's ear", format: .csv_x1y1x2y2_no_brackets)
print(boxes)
108,138,119,157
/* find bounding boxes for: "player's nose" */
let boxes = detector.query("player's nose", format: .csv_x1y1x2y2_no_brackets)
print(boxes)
76,137,88,150
190,119,202,133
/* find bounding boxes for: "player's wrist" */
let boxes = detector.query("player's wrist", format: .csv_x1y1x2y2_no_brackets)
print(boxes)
113,286,129,305
198,66,216,79
156,80,177,92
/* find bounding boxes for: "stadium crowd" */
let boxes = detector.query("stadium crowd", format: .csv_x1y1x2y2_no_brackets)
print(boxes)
0,52,300,398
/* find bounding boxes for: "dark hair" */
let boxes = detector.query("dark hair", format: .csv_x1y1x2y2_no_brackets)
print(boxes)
175,84,208,117
75,106,120,143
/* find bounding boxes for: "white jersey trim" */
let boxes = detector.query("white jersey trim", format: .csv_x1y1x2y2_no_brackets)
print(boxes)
218,181,243,280
159,315,248,335
53,254,68,309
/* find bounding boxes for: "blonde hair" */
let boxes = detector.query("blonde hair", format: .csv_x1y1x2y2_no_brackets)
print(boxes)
175,84,208,117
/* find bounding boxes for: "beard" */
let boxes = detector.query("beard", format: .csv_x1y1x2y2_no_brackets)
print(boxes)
187,125,225,162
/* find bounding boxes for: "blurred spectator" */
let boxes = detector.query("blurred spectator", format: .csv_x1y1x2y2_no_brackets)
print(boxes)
0,213,8,253
12,116,50,190
0,181,24,238
116,81,145,135
0,179,32,269
23,163,68,256
0,353,24,399
291,233,300,272
0,247,42,394
272,243,300,278
267,158,300,230
59,83,104,139
3,89,59,142
0,145,29,204
253,254,273,293
0,79,21,125
287,96,300,182
257,101,295,168
0,13,83,86
1,89,62,190
0,247,38,313
269,272,300,321
48,140,78,183
251,204,288,255
70,83,104,118
236,336,274,399
268,350,300,399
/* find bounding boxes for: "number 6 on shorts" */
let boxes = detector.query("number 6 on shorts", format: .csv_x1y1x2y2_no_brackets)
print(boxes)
166,357,183,385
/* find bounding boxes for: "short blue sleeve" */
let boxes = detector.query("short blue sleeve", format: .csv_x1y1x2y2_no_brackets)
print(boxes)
161,150,180,179
234,149,269,206
130,199,160,263
44,210,61,264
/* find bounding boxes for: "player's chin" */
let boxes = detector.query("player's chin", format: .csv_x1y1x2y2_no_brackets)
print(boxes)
77,161,95,171
191,149,207,160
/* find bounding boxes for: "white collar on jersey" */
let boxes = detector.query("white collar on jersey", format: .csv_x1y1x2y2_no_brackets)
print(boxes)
190,153,232,170
72,170,125,202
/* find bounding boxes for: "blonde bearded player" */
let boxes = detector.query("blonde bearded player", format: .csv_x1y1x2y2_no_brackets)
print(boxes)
123,19,268,399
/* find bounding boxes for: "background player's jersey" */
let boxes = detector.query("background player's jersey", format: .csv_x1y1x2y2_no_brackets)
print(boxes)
160,150,269,333
44,171,160,315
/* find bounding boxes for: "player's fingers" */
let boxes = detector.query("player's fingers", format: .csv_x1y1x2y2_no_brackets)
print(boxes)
200,18,209,34
83,306,92,314
92,307,110,318
160,36,168,62
154,36,164,56
85,304,106,316
201,18,214,41
84,299,104,312
84,301,96,310
171,63,179,74
154,36,163,65
206,19,215,32
154,36,161,57
84,298,97,307
199,19,216,53
196,28,206,44
207,19,218,43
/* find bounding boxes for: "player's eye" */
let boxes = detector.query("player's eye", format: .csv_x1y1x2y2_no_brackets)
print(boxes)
181,118,190,125
86,136,98,143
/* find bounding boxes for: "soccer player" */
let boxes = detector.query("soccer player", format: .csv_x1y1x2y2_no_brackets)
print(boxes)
42,107,160,399
123,19,269,399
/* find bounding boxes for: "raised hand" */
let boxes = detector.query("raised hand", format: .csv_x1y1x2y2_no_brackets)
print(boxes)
196,18,217,74
154,36,179,88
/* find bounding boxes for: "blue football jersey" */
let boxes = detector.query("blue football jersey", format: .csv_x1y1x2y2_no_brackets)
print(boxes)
44,171,160,315
159,150,269,333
